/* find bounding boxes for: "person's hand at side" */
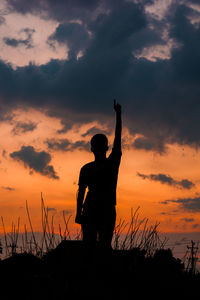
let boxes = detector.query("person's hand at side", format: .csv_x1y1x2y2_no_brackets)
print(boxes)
75,213,82,224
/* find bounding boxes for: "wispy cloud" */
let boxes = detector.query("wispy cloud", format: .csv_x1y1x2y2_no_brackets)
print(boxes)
1,186,15,191
0,16,5,25
181,218,194,223
137,172,195,189
3,28,35,49
47,207,57,213
161,197,200,212
11,121,37,135
46,138,90,152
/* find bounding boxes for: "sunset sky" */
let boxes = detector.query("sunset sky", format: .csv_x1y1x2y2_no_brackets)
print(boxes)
0,0,200,236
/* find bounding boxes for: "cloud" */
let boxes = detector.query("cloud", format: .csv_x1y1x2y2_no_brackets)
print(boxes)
133,136,166,153
161,197,200,212
62,209,73,215
0,106,15,122
137,172,195,189
10,146,59,179
81,126,110,137
0,16,5,25
3,28,35,49
1,186,15,191
192,224,199,229
82,126,101,137
6,0,102,23
46,138,90,152
0,2,151,110
2,149,7,158
160,211,176,216
0,1,200,152
181,218,194,222
47,207,56,212
11,121,37,135
48,22,90,58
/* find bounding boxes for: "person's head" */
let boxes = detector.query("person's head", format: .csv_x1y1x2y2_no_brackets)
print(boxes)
90,134,108,155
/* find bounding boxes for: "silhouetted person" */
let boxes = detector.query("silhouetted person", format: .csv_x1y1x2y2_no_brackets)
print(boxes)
75,100,122,249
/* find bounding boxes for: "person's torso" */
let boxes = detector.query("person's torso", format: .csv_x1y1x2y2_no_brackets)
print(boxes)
84,157,119,206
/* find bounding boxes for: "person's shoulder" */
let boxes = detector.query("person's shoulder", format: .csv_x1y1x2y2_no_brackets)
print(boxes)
108,148,122,158
81,161,95,171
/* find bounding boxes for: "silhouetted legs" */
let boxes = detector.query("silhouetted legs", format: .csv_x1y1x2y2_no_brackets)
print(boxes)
82,223,97,248
81,206,116,250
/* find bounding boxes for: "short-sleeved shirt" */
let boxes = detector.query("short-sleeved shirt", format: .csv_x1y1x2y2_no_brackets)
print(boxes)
78,148,122,209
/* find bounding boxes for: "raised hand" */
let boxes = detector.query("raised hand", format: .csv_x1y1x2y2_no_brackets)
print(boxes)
114,99,121,114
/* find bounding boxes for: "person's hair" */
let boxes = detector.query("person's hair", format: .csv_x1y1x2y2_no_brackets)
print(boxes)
90,134,108,153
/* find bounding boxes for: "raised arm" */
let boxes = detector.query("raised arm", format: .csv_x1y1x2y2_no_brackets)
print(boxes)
113,99,122,152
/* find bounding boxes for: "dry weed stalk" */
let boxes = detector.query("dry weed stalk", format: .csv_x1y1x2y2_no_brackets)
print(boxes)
113,207,167,256
0,193,73,258
0,197,166,259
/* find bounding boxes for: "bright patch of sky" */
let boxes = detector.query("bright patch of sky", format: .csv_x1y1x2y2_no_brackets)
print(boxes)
135,41,174,61
133,0,174,61
187,2,200,28
0,11,67,67
145,0,173,20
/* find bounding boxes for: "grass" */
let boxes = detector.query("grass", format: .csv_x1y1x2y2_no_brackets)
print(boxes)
0,194,80,258
113,207,167,256
0,195,199,299
0,193,167,260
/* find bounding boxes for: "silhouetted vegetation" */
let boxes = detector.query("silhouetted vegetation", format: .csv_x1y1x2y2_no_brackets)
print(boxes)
0,196,200,299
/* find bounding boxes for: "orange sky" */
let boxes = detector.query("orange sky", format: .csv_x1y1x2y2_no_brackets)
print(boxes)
0,0,200,237
0,108,200,234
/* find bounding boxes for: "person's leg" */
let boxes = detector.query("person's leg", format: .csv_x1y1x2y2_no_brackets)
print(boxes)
98,206,116,250
82,222,97,248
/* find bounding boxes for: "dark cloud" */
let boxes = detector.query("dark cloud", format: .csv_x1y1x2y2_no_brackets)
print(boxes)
160,212,175,216
10,146,59,179
48,22,90,58
133,136,166,153
11,121,37,135
0,1,200,152
47,207,56,212
2,150,7,158
161,197,200,212
82,126,101,137
137,172,195,189
62,209,73,215
6,0,155,24
3,28,35,49
0,1,150,111
46,138,90,152
0,106,15,122
82,126,110,137
1,186,15,191
0,16,5,25
192,224,199,229
6,0,101,23
181,218,194,223
186,0,200,5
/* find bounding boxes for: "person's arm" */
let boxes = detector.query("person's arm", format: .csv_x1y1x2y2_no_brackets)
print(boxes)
113,99,122,152
75,185,86,224
75,166,87,224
